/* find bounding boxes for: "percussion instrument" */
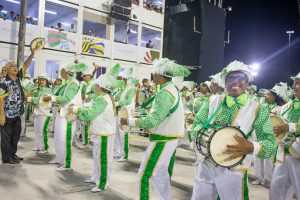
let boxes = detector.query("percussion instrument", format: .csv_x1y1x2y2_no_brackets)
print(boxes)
185,113,194,132
195,126,246,168
30,37,46,51
270,115,287,144
66,105,77,122
118,107,130,132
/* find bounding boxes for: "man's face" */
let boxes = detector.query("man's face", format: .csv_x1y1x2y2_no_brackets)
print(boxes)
82,74,91,82
143,81,149,87
94,85,102,95
225,71,249,97
200,85,209,94
7,63,18,76
292,79,300,99
248,88,255,95
10,12,14,17
60,69,68,79
265,91,275,104
210,83,219,94
39,78,47,87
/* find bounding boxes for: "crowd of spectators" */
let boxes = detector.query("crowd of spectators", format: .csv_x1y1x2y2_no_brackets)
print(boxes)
143,1,163,13
50,23,77,33
0,5,38,25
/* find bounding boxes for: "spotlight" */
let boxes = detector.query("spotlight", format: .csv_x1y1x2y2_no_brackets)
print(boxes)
251,63,260,70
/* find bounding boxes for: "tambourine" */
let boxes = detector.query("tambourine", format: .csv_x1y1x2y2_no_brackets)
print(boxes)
118,107,129,132
30,37,46,51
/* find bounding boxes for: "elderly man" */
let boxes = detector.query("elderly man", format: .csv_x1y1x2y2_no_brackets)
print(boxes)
191,60,276,200
121,58,190,200
0,49,36,164
269,72,300,200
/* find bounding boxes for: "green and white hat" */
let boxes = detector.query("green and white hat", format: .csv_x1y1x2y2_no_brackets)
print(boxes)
209,72,224,88
270,82,288,102
182,81,195,90
221,60,253,83
81,65,94,76
120,67,133,79
152,58,191,78
62,62,89,74
258,88,268,96
94,63,122,92
38,73,49,81
291,72,300,80
248,85,257,92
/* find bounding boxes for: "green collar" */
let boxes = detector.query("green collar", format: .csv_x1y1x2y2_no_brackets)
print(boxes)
226,93,248,108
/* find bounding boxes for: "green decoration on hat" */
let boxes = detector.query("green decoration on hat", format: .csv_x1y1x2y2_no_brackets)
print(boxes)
152,58,191,78
63,62,89,74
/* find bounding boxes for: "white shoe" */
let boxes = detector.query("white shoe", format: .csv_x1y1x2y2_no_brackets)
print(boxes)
84,178,96,184
90,186,102,193
56,166,73,172
33,148,39,151
48,160,58,164
117,157,127,162
37,150,47,154
251,179,265,185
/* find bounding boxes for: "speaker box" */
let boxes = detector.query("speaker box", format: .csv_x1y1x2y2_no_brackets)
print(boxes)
112,5,131,15
110,11,130,21
114,0,131,7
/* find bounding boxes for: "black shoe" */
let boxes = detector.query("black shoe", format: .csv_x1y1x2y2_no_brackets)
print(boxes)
13,155,23,161
3,159,20,164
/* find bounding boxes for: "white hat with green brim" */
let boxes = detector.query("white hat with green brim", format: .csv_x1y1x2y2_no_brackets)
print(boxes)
270,82,288,102
291,72,300,80
221,60,253,83
152,58,191,78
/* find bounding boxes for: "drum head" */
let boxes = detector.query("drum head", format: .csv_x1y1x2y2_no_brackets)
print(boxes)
185,113,194,131
30,38,46,51
41,100,51,110
270,115,286,143
209,127,246,168
118,108,129,131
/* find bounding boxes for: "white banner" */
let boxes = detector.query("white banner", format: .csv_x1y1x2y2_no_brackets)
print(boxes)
42,27,77,52
113,43,137,62
0,20,38,45
82,36,111,58
139,47,160,64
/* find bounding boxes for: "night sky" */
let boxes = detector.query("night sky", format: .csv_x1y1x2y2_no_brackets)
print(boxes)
223,0,300,88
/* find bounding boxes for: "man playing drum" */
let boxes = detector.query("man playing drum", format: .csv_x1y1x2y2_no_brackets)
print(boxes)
191,60,276,200
269,72,300,200
120,58,190,200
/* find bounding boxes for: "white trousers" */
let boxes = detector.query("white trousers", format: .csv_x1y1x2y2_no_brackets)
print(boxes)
53,116,76,167
192,160,248,200
90,135,114,190
114,117,121,156
253,156,273,182
34,115,50,151
269,155,300,200
20,113,26,137
114,117,129,159
137,139,178,200
51,115,56,132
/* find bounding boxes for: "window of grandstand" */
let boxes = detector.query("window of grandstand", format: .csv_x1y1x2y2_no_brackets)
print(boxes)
141,27,161,51
0,0,39,24
83,11,111,40
44,1,78,33
114,19,138,46
46,60,60,80
143,0,164,13
95,67,106,78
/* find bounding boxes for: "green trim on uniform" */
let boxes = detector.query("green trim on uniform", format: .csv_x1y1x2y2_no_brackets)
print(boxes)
243,171,249,200
168,150,176,178
65,122,72,168
84,125,89,145
98,136,108,189
124,132,129,159
43,117,51,151
149,134,178,142
140,142,166,200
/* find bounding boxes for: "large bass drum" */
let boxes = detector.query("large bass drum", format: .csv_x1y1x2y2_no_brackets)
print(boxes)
195,126,247,168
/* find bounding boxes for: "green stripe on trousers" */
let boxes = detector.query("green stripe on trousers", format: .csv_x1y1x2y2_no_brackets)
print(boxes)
43,117,51,151
124,132,129,159
140,142,166,200
98,136,108,189
84,125,89,145
168,150,176,178
217,171,249,200
65,122,72,168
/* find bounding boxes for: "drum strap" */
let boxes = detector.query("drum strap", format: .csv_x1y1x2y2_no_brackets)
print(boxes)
203,99,226,129
141,95,155,109
167,92,180,117
281,104,293,117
